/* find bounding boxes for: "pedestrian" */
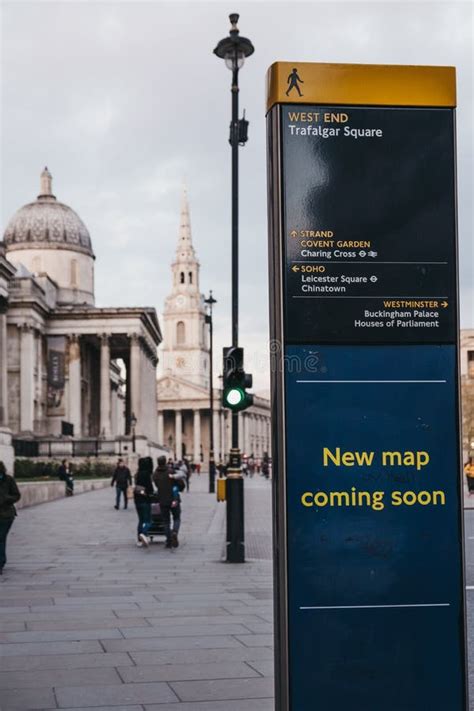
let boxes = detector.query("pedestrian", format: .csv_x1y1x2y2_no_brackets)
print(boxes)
182,459,191,492
111,458,132,510
58,459,74,496
0,461,21,575
248,455,255,478
134,457,154,547
465,459,474,496
153,455,184,548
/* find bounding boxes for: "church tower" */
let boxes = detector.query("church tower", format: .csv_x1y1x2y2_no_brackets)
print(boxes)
161,188,209,389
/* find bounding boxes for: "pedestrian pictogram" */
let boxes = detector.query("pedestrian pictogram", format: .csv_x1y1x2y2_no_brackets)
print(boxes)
286,67,304,97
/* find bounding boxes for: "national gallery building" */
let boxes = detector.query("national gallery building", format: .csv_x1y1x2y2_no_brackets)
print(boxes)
0,169,164,471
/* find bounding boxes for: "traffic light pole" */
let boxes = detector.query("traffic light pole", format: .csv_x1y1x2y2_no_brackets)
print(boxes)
226,62,245,564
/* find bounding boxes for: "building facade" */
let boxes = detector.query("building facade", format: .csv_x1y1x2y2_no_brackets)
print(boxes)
157,190,271,465
0,169,164,470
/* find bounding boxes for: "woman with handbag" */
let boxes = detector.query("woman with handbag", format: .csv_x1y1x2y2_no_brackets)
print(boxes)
133,457,154,547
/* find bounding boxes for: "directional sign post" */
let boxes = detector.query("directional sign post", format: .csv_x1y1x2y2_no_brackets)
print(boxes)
266,63,468,711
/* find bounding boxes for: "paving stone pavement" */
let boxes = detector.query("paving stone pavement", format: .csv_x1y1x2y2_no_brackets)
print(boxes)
0,474,274,711
3,475,473,710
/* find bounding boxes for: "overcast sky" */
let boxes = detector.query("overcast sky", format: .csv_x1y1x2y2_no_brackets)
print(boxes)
1,0,472,391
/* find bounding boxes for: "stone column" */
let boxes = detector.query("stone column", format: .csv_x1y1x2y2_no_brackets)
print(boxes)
250,414,255,456
100,334,111,436
130,334,141,431
238,412,244,454
20,324,35,432
175,409,182,460
213,409,220,460
158,411,164,444
193,409,201,463
68,335,82,436
243,413,250,457
110,385,118,436
220,411,227,459
0,303,8,426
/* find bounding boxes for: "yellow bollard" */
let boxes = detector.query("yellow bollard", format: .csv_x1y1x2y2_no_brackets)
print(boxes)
217,478,226,502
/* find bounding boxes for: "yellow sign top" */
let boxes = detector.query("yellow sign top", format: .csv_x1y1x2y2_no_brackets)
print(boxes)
266,62,456,112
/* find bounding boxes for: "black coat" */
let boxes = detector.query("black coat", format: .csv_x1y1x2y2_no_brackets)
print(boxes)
0,475,21,520
152,465,174,506
133,470,154,501
111,467,132,490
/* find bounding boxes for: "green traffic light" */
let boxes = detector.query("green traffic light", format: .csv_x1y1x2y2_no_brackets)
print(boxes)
225,387,244,407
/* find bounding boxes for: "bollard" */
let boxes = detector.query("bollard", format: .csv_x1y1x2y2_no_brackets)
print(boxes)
216,478,226,502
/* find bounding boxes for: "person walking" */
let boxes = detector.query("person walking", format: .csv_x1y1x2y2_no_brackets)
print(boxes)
465,458,474,496
181,460,191,492
111,458,132,510
153,455,183,548
133,457,154,547
0,462,21,575
58,459,74,496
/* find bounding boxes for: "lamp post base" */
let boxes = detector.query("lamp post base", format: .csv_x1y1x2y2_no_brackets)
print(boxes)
226,448,245,563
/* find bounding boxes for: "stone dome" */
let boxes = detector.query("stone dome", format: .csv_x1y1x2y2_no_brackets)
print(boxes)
3,168,94,257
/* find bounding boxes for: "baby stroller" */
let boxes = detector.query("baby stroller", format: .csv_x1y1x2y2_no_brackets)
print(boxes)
146,494,166,542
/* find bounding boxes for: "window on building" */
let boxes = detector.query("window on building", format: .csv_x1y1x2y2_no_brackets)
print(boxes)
180,272,185,284
177,321,185,345
189,272,193,284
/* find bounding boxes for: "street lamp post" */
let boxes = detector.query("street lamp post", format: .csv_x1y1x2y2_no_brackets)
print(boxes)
214,14,254,563
205,291,217,493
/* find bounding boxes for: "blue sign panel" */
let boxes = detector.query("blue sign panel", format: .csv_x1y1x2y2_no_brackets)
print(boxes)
285,344,464,710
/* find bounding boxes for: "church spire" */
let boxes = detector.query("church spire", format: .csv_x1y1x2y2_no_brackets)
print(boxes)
176,185,196,261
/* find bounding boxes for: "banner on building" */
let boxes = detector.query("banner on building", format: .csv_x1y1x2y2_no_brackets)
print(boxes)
47,336,66,415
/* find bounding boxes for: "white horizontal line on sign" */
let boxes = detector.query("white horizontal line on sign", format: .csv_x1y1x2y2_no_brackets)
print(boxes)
292,296,449,299
296,380,447,384
300,604,450,610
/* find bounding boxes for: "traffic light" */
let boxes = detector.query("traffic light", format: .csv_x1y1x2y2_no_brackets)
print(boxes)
222,346,254,412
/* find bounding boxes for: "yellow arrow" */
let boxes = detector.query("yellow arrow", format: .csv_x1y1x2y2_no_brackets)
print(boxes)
290,230,298,238
441,301,448,308
292,265,300,273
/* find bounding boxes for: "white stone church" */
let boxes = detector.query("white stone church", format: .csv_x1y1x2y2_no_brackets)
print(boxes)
0,169,165,471
157,191,271,465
